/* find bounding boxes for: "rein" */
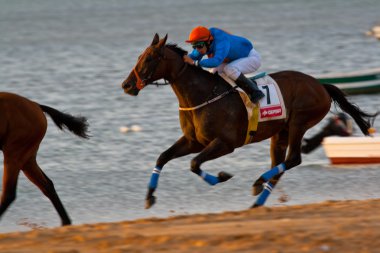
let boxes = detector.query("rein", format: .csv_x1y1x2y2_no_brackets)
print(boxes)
133,48,164,90
147,62,188,87
148,80,170,86
179,85,238,111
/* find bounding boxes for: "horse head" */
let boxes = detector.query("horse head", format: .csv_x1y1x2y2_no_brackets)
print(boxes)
121,33,168,95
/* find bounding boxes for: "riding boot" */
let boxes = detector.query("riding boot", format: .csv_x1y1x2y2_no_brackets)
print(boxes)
235,73,265,103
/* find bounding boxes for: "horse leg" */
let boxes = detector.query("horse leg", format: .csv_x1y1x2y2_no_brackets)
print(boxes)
145,136,203,209
252,130,288,208
22,157,71,225
253,125,306,199
190,138,234,186
0,158,21,220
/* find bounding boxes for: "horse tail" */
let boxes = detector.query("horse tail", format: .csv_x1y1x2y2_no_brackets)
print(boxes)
323,84,378,135
39,104,90,139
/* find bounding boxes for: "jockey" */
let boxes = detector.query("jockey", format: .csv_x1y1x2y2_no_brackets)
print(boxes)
184,26,264,103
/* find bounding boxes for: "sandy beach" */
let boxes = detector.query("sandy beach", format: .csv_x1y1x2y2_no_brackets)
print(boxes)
1,199,379,253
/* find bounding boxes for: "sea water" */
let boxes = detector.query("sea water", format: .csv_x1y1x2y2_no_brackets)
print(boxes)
0,0,380,233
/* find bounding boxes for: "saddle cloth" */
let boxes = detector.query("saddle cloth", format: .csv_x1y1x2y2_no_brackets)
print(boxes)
220,72,287,144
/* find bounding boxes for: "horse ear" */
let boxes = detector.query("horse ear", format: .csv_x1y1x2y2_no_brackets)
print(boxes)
151,33,160,46
157,34,168,49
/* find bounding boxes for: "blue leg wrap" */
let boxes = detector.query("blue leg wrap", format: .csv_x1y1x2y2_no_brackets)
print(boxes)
148,166,162,189
261,163,286,181
254,182,274,206
200,171,219,186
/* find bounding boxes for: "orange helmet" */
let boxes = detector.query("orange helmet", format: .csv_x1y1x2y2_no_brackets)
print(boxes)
186,26,213,43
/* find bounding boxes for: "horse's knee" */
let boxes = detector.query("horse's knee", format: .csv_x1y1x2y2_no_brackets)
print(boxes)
190,159,201,175
285,155,302,169
156,152,169,167
1,192,16,207
39,177,57,197
46,181,57,195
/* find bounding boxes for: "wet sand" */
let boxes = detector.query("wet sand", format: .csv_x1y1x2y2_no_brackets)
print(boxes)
1,199,379,253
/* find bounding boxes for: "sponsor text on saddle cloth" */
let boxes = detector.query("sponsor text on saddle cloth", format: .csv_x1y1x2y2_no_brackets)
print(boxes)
220,72,287,144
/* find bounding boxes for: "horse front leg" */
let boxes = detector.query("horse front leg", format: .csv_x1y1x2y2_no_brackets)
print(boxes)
190,138,234,186
145,136,203,209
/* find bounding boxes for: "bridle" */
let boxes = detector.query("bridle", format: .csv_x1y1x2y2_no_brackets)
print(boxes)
132,46,236,111
133,49,164,90
133,47,188,89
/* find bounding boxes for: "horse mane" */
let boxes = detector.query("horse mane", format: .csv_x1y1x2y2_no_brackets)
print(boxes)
166,43,188,57
165,43,218,76
165,43,229,86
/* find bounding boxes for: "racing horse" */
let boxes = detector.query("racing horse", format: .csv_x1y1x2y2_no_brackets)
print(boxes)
0,92,89,226
121,34,377,209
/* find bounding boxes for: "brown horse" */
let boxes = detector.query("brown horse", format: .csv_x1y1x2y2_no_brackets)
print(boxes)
121,34,377,209
0,92,89,226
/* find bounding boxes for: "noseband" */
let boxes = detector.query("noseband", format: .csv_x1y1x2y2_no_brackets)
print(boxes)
133,68,147,90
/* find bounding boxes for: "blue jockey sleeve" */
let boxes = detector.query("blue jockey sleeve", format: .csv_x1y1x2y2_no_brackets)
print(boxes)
199,33,230,68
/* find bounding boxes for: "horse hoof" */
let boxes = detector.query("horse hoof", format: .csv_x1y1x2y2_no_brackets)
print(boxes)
218,171,233,183
250,203,262,209
252,177,265,196
62,220,72,226
145,196,156,209
252,183,264,196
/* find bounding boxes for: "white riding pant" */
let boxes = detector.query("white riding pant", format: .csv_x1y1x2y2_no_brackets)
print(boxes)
210,48,261,80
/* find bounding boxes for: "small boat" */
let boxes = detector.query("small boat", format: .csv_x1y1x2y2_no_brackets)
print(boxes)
322,136,380,164
314,67,380,95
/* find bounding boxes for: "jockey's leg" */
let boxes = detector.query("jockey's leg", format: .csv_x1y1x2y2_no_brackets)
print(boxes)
209,63,226,74
235,73,265,103
145,136,203,209
223,49,264,103
190,138,234,186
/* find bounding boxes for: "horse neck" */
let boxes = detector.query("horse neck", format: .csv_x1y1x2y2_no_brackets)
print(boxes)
167,62,226,108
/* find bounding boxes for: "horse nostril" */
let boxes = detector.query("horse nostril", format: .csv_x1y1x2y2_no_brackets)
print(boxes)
122,81,129,89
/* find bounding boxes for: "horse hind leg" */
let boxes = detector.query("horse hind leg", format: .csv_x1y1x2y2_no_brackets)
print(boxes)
0,158,21,220
252,125,306,204
252,130,288,208
22,157,71,226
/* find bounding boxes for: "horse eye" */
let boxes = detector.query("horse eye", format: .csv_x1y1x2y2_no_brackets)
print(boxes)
145,56,153,62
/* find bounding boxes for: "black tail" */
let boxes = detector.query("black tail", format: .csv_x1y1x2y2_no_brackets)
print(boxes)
323,84,378,135
39,104,90,139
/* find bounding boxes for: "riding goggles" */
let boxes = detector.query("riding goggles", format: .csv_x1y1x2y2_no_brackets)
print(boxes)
192,41,206,49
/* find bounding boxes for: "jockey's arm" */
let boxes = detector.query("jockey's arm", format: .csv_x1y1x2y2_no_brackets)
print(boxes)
199,39,229,68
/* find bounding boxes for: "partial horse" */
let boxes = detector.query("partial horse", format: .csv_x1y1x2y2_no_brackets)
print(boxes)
121,34,377,209
0,92,89,226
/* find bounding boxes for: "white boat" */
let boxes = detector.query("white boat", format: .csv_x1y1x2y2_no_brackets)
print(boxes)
322,136,380,164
